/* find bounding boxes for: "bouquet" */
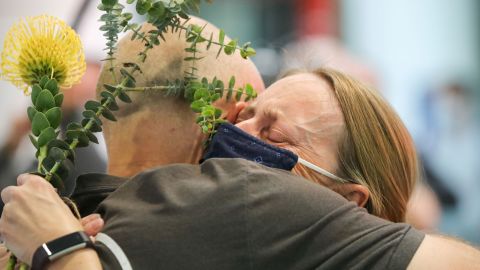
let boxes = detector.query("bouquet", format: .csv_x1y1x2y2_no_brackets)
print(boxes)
0,0,257,269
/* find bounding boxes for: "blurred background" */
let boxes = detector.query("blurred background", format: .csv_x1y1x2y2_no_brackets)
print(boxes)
0,0,479,244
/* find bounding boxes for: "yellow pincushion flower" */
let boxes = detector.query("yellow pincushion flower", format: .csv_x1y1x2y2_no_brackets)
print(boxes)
1,15,86,94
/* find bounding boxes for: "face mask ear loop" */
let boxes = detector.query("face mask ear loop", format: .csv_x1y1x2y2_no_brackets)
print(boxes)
297,158,356,184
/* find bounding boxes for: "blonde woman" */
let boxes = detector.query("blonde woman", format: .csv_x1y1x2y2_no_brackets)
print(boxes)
223,68,418,222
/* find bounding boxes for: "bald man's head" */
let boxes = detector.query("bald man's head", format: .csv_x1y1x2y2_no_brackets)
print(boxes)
97,17,264,117
98,17,264,176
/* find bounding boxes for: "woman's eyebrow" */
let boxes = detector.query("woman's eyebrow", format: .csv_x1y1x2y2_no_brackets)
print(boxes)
261,104,280,121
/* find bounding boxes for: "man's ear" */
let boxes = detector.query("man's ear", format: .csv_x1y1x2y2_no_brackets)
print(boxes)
226,101,247,123
341,184,370,208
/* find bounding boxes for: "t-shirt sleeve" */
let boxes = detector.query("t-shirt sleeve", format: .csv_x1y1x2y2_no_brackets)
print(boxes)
243,164,425,270
95,241,122,270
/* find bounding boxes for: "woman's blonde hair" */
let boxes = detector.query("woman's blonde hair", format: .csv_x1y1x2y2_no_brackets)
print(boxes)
287,68,419,222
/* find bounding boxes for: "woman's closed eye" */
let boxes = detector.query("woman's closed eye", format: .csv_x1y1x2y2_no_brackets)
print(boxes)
266,127,289,144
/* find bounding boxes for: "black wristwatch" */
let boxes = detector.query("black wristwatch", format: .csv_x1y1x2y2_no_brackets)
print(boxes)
31,231,93,270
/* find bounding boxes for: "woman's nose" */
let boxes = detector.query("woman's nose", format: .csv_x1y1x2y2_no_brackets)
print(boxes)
235,119,260,138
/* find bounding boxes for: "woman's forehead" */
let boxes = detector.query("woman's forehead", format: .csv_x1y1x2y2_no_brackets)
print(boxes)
256,73,338,115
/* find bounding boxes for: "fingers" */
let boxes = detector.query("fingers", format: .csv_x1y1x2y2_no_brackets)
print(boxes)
81,214,104,237
17,173,44,186
0,186,17,204
2,174,44,203
81,214,101,226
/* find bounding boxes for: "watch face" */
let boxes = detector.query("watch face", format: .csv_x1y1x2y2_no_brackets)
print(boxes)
47,232,88,254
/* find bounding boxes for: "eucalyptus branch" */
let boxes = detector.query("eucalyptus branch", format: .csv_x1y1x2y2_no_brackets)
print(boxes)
178,24,256,59
99,0,133,84
124,82,257,101
124,85,171,92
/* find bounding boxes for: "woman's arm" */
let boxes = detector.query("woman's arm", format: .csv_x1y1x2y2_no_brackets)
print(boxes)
0,174,102,268
408,234,480,270
47,249,101,270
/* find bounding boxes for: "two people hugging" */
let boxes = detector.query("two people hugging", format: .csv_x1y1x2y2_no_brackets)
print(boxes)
1,17,479,270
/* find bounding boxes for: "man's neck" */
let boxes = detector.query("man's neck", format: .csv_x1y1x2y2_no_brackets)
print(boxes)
104,102,206,177
105,125,205,177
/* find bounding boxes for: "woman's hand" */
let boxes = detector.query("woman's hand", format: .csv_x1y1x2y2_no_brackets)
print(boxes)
0,214,103,269
0,174,83,264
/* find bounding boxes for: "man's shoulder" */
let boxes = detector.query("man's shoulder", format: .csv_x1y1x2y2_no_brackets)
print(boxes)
93,158,425,270
72,173,126,216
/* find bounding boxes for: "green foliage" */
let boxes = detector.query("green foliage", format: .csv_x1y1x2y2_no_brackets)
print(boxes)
45,107,62,129
99,0,133,83
24,0,258,197
31,112,50,137
26,76,68,187
35,90,55,112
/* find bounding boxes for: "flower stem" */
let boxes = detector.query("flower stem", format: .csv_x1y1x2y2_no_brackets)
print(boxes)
124,85,170,92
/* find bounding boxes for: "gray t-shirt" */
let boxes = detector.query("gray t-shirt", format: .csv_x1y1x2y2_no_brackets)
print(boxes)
92,158,424,269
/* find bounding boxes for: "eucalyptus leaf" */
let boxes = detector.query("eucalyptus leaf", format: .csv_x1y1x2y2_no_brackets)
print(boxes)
122,12,133,22
27,106,38,122
190,99,206,113
104,84,117,93
101,109,117,121
47,140,75,162
82,119,103,133
214,108,222,119
49,147,66,162
85,100,102,112
39,76,49,88
54,161,71,182
35,90,56,112
44,79,59,96
118,91,132,103
49,173,64,191
106,99,119,111
86,131,99,144
31,84,42,104
38,127,56,147
235,87,243,101
194,88,208,100
45,107,62,129
136,0,152,15
32,112,50,136
120,68,136,83
240,46,256,59
47,139,70,151
218,29,225,45
97,3,109,11
66,130,89,148
54,93,64,107
100,91,115,101
148,1,165,19
67,122,83,131
28,134,38,149
224,40,237,55
102,0,118,7
228,76,236,89
82,110,97,119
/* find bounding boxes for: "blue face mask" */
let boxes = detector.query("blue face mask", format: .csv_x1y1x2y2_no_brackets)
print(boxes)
202,123,356,184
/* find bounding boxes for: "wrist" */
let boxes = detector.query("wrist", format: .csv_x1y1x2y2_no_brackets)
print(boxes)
47,248,101,270
31,231,93,270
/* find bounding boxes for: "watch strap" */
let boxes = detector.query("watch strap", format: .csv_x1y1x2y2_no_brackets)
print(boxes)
31,231,93,270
